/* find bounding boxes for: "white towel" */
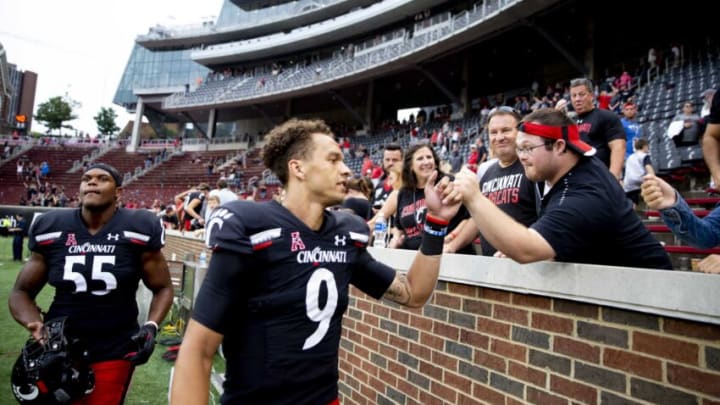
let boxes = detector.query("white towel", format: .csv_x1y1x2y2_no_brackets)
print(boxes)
667,120,685,138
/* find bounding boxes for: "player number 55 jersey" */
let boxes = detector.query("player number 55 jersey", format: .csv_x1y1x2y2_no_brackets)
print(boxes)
28,208,164,338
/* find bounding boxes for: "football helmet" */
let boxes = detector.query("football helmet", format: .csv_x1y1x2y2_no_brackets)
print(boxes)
10,317,95,404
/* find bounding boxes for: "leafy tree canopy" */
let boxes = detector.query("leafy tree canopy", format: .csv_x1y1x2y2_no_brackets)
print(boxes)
34,96,77,135
94,107,120,136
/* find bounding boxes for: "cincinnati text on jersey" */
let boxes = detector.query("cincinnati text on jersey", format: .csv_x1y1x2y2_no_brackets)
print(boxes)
296,246,348,264
481,173,524,194
67,243,117,254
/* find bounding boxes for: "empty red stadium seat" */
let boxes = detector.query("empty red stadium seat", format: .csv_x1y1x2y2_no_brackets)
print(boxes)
664,246,720,255
645,209,710,218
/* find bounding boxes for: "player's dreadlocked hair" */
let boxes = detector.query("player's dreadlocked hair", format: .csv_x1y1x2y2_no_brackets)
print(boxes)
261,118,334,186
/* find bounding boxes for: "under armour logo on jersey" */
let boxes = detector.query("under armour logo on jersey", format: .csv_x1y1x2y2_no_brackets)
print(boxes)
107,233,119,241
290,231,305,252
65,233,77,246
334,235,346,246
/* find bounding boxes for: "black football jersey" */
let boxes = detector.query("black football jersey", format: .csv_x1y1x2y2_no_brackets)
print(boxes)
28,208,165,362
193,200,395,405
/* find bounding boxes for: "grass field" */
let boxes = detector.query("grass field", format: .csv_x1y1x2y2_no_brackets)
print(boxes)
0,236,180,404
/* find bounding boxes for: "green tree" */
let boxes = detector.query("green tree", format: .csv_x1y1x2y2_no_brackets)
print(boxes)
34,96,77,135
94,106,120,136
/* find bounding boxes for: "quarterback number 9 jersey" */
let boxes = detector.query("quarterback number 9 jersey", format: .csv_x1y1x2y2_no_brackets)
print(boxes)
196,200,394,404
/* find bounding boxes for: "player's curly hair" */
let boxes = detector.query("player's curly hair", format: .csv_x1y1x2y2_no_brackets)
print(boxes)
261,118,333,185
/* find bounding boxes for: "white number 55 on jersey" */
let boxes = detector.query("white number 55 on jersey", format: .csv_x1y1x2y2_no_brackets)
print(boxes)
63,255,118,296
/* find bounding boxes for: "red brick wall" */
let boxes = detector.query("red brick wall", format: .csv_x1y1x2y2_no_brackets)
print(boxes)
164,234,720,403
163,232,209,263
339,283,720,404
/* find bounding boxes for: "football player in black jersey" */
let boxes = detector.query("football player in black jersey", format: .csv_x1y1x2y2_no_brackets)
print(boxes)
171,119,461,405
9,163,174,405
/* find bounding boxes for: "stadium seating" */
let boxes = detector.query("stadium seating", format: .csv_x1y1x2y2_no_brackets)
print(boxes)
645,209,711,218
121,150,241,206
637,53,719,176
0,145,98,205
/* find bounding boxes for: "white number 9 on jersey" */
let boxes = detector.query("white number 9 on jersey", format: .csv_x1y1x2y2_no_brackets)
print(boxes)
303,268,338,350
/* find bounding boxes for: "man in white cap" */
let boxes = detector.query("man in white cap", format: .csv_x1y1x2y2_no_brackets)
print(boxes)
448,108,672,269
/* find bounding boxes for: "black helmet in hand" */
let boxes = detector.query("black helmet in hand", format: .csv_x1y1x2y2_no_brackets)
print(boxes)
11,317,94,404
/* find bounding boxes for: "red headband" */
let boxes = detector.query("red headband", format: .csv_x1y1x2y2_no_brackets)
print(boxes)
518,122,596,156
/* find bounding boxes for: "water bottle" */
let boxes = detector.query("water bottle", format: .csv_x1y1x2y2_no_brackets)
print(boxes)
199,250,207,266
373,213,387,248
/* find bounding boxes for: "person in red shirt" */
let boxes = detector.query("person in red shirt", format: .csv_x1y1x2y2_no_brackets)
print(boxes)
466,144,480,172
597,88,614,110
371,165,384,180
361,154,374,176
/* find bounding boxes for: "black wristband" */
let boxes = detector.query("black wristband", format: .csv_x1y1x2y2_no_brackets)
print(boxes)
420,232,445,256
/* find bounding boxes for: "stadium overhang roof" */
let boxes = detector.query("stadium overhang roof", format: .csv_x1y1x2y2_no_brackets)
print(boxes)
191,0,447,65
230,0,295,10
136,0,377,51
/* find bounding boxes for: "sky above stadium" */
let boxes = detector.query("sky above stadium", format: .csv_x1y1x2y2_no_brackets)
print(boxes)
1,0,223,136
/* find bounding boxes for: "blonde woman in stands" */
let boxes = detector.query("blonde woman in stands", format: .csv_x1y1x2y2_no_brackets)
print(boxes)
642,85,720,274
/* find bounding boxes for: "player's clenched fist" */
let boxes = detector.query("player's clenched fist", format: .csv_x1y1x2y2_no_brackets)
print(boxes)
445,168,481,204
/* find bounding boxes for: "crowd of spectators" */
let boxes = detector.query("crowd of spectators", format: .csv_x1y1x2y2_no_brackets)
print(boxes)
5,47,717,274
344,65,718,273
15,156,72,207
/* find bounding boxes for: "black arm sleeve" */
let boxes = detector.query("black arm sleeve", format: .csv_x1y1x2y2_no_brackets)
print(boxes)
350,249,396,299
191,249,249,334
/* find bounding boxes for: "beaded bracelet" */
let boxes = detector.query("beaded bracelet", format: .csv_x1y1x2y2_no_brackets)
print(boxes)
423,225,447,237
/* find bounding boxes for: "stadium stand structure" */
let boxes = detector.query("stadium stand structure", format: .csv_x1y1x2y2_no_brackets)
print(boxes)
636,54,719,176
108,0,719,166
0,144,97,205
122,149,243,205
